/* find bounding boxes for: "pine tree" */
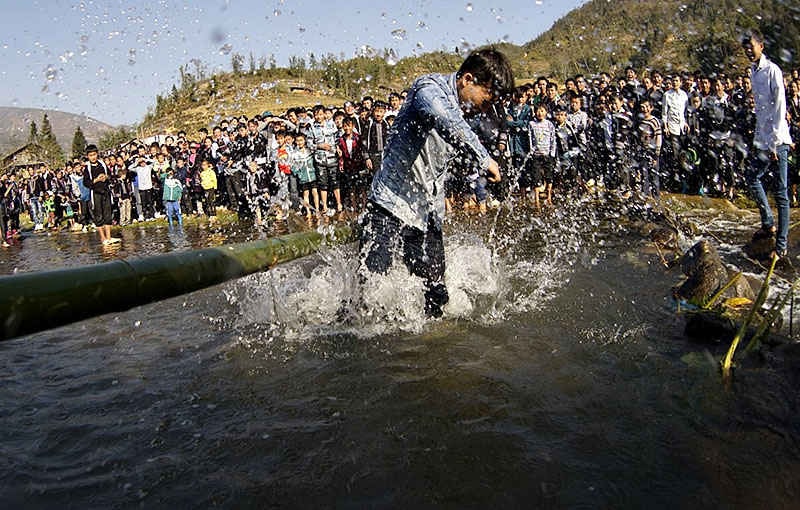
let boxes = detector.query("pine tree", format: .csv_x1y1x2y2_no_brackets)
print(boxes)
39,113,65,166
28,121,38,143
71,126,87,160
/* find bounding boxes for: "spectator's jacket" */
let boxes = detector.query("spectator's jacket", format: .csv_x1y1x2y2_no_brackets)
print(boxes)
636,116,662,156
200,168,217,191
337,132,367,175
363,119,389,157
290,147,317,184
555,121,582,162
566,110,589,148
26,175,45,198
506,102,532,156
83,160,111,195
116,174,133,200
528,118,557,158
662,88,688,136
162,176,183,202
135,161,154,191
309,120,339,167
701,94,734,141
369,72,491,231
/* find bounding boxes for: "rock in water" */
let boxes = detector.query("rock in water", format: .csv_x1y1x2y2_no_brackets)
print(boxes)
674,239,756,306
743,227,776,261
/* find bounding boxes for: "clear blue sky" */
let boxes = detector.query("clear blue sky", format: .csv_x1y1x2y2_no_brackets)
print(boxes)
0,0,587,126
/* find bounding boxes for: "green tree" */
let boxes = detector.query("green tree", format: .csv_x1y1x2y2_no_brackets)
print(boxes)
98,126,134,151
38,114,64,166
71,126,87,160
28,121,38,143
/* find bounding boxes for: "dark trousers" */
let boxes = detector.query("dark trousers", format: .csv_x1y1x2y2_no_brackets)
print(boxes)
359,202,448,317
225,173,244,211
139,189,155,219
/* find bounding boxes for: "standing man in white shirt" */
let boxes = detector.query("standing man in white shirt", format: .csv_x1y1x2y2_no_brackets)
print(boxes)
661,75,689,190
743,29,794,260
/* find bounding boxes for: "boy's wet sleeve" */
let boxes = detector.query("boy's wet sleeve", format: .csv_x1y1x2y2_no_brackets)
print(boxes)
415,84,491,172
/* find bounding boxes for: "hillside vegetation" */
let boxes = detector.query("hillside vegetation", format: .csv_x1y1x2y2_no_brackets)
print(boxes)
140,0,800,137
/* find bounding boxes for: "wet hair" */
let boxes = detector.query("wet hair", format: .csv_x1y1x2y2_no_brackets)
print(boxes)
457,48,514,98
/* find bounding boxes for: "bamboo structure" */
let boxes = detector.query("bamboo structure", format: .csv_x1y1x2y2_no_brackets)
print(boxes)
0,225,354,340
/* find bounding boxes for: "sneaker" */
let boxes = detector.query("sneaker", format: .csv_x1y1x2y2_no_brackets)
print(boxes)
138,215,144,222
102,239,112,245
81,225,88,233
108,237,121,244
326,208,336,217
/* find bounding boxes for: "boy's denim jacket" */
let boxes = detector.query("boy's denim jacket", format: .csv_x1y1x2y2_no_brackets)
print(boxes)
369,72,491,231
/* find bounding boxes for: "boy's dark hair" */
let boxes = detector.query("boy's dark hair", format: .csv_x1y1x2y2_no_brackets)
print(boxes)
372,101,387,110
313,104,326,114
388,92,400,100
294,131,306,139
742,28,764,46
333,110,345,119
457,49,514,98
342,117,354,125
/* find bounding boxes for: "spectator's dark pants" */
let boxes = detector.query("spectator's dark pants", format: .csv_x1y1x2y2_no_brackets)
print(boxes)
139,189,155,219
225,173,244,212
359,202,448,317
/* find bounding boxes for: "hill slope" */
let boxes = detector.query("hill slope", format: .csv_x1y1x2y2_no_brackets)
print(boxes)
0,107,115,156
140,0,800,136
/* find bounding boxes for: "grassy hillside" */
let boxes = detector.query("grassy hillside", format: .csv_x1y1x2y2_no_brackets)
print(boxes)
140,0,800,137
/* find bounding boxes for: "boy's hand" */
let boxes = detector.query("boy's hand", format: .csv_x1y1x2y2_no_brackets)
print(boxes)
486,159,501,183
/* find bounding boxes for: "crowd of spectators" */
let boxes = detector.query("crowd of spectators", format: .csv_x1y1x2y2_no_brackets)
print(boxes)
2,63,800,246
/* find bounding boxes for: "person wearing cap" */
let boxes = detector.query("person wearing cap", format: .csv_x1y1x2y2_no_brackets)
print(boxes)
359,49,512,318
83,144,119,245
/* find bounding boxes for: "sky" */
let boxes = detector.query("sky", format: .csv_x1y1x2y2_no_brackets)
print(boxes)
0,0,587,126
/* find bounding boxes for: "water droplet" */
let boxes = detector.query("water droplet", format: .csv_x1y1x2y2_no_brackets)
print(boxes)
465,3,473,12
273,8,281,16
219,43,233,55
297,24,306,33
44,65,57,81
391,28,406,40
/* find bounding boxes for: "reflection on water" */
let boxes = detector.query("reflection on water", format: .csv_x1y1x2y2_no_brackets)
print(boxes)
0,215,297,276
1,198,800,508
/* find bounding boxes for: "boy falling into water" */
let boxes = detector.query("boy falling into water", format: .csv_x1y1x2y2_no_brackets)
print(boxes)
360,49,512,318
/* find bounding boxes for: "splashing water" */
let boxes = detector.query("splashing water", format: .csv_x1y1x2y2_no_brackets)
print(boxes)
227,199,597,352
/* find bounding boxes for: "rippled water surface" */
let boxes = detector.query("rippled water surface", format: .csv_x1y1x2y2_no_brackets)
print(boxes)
2,198,800,508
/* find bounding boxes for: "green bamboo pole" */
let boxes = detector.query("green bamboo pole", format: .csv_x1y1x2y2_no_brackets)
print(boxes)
721,254,777,381
0,224,354,341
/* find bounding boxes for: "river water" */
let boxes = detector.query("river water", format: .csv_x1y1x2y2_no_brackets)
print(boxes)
1,197,799,508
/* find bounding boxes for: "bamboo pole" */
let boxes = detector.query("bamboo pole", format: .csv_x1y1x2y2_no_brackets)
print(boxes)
0,224,354,340
721,254,778,381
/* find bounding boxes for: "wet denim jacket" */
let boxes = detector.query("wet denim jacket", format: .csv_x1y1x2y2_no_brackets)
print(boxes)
369,72,491,231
